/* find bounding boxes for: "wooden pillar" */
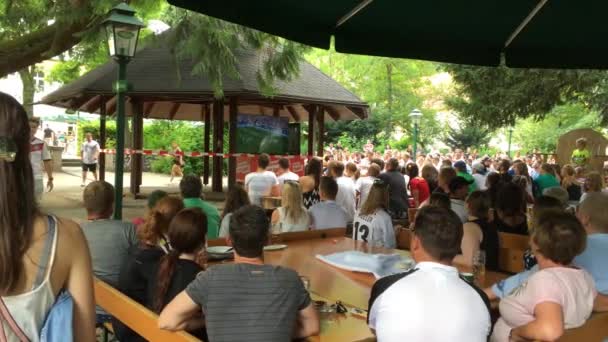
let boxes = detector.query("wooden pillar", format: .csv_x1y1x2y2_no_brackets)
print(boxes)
317,107,325,157
212,99,224,192
130,100,144,197
99,98,107,181
307,105,316,157
203,104,211,185
228,97,238,188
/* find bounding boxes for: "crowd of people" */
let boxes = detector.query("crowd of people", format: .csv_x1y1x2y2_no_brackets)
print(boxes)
1,88,608,341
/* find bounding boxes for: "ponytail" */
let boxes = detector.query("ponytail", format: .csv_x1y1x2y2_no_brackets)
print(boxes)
154,249,179,313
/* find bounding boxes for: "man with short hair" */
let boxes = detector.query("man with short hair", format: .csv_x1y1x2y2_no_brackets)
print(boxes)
244,153,279,206
159,205,319,341
368,206,491,341
29,117,54,200
181,175,221,239
81,181,138,320
81,132,100,187
309,176,349,229
276,157,299,185
471,161,487,191
448,176,471,223
454,160,477,193
378,158,409,218
328,161,356,221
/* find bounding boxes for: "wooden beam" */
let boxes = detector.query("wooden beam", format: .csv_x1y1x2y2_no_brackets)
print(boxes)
258,105,265,115
287,106,300,122
212,99,224,192
306,105,316,157
203,104,211,185
82,95,103,113
317,107,325,157
143,102,156,118
347,106,367,119
130,100,144,197
228,97,238,188
69,95,92,111
273,105,280,117
106,96,118,116
324,105,340,122
168,103,181,120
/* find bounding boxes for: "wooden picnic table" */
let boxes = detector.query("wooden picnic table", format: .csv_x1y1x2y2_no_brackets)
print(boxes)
212,236,509,342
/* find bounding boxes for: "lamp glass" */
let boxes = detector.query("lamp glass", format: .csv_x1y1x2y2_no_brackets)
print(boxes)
409,109,422,125
106,23,140,57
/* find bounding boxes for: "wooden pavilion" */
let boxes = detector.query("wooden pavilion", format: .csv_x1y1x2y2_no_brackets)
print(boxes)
41,38,368,195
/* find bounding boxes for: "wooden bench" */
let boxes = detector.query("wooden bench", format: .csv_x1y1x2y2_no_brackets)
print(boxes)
498,232,529,274
93,279,199,342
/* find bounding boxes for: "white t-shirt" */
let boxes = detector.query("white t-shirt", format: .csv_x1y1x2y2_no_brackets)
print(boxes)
308,200,349,230
352,209,395,248
81,140,100,164
277,171,299,185
30,138,51,180
244,171,278,206
473,173,487,191
369,262,491,342
492,267,596,342
336,176,356,222
355,176,376,209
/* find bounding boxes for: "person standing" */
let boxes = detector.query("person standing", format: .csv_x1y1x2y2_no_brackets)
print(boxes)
29,117,54,200
43,124,55,146
170,141,184,183
245,153,279,206
81,132,100,187
275,157,299,185
363,139,374,153
571,137,590,170
378,158,409,219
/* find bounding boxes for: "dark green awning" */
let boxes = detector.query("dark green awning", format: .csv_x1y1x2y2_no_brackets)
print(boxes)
167,0,608,69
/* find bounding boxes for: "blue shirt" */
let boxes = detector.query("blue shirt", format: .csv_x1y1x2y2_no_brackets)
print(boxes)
492,233,608,297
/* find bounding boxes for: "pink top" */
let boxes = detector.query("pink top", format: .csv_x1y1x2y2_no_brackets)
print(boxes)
491,267,596,342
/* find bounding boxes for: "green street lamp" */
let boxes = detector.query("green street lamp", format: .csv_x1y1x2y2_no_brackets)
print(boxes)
409,109,422,158
103,3,144,219
507,126,514,159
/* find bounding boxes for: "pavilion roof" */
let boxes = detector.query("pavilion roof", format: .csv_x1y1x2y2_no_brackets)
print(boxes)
40,38,368,122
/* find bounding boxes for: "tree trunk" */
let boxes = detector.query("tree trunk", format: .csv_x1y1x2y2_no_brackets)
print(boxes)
18,67,35,118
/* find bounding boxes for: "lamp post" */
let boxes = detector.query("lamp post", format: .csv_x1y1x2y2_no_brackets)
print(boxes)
507,126,514,159
409,109,422,158
103,3,144,219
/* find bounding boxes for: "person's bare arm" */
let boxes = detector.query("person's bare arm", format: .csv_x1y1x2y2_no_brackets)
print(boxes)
411,189,420,208
511,302,564,341
43,160,54,191
483,286,498,301
63,221,96,342
453,223,481,267
293,303,320,339
594,293,608,312
159,291,201,331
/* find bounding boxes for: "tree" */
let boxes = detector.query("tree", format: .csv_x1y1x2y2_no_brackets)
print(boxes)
444,116,492,151
443,64,608,128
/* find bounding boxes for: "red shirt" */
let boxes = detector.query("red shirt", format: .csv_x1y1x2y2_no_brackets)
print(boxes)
410,177,430,205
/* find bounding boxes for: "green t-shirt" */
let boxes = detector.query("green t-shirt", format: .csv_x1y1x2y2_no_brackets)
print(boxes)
534,173,560,197
571,149,590,167
183,198,221,239
457,171,477,194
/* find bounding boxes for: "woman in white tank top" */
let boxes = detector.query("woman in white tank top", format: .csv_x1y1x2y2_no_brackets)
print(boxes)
271,181,310,233
0,92,96,341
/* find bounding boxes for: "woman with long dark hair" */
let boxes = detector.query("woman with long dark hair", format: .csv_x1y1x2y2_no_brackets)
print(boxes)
0,92,96,340
219,184,250,238
300,157,323,209
151,208,207,339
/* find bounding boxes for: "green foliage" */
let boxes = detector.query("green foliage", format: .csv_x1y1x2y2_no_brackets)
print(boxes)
78,120,116,154
444,64,608,128
512,103,604,153
444,116,493,150
144,120,205,175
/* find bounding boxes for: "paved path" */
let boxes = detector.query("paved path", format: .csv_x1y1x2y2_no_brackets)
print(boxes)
40,167,225,222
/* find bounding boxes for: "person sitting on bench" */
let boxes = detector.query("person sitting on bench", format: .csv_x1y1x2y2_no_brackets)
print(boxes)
159,205,319,341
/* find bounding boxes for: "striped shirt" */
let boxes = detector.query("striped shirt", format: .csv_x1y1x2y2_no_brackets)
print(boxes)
186,263,311,341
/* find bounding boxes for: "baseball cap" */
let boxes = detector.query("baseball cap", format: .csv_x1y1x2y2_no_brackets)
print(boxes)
449,176,474,193
453,160,467,171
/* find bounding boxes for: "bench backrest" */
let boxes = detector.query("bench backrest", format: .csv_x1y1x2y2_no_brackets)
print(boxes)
396,228,412,250
498,232,529,274
559,312,608,342
94,279,199,342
